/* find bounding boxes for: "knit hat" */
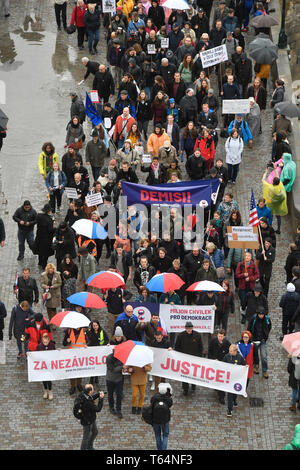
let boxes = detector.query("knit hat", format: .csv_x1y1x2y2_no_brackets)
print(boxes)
115,326,124,336
120,89,128,95
169,98,175,104
208,88,214,94
35,313,43,322
68,143,75,149
287,283,296,292
91,129,99,137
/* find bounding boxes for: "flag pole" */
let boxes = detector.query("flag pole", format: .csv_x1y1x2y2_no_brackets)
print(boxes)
258,223,267,260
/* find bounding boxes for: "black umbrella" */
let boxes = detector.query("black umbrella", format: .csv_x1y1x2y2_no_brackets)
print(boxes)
249,36,278,64
0,109,8,130
250,15,279,28
274,101,300,118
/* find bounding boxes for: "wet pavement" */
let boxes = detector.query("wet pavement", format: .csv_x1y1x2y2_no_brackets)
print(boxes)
0,0,298,451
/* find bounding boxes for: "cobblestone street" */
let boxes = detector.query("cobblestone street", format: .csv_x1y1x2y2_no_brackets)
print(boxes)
0,0,298,451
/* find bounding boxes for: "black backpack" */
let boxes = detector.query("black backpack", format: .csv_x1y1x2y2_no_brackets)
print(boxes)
73,395,84,420
141,404,153,425
152,399,170,425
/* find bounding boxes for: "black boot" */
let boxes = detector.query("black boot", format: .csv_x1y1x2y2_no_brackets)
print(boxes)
132,407,137,414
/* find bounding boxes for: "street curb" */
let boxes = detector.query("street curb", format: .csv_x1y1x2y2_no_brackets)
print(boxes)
271,0,300,230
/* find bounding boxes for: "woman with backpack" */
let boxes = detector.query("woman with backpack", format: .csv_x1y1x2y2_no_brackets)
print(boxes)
150,382,173,450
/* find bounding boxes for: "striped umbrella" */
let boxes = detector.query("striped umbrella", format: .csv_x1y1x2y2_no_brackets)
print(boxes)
145,273,185,293
50,311,91,328
67,292,106,309
87,271,126,289
114,340,153,367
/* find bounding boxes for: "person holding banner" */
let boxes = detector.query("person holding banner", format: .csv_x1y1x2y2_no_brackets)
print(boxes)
222,344,246,418
36,333,56,400
175,321,203,396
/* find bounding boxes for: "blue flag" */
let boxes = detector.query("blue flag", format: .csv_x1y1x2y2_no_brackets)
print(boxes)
85,92,102,125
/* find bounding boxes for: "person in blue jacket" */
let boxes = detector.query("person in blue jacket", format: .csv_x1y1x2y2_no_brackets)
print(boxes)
228,114,253,146
113,304,142,341
256,197,273,226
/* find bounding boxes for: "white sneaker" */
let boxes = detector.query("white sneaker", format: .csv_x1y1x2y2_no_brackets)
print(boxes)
151,382,155,391
48,391,53,401
149,374,153,382
43,390,48,399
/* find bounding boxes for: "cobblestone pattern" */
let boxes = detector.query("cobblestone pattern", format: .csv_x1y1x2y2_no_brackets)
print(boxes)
0,0,297,451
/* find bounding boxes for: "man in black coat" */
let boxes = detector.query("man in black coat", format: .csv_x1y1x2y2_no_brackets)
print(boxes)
209,19,227,47
70,93,86,123
14,268,39,307
198,103,218,130
208,328,231,403
256,238,276,297
0,217,5,247
244,284,268,324
133,256,156,292
222,344,246,417
235,53,252,98
54,222,77,270
116,161,138,184
92,64,115,104
168,71,187,105
82,57,100,81
175,321,203,395
13,200,37,261
159,58,177,89
0,300,6,341
185,149,208,180
248,309,272,378
191,8,210,38
147,0,165,29
76,384,104,450
113,304,142,341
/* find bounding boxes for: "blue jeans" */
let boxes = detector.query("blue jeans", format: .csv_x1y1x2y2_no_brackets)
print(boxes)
87,29,100,52
153,422,170,450
292,388,300,405
227,163,240,182
106,379,123,412
258,340,268,373
18,229,34,257
91,166,101,182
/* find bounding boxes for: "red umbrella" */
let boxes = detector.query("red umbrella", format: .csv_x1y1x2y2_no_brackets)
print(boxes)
87,271,126,289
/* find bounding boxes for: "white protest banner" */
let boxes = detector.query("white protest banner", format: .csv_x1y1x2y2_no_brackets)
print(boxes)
90,90,99,103
27,346,113,382
160,38,169,49
65,187,79,199
228,226,258,243
150,348,248,396
142,154,152,164
200,44,228,68
85,192,103,207
222,99,250,115
102,0,116,14
159,304,214,333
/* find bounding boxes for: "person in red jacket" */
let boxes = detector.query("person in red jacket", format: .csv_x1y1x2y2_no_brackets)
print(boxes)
235,251,260,314
25,313,52,352
237,330,259,388
70,0,87,50
194,128,215,170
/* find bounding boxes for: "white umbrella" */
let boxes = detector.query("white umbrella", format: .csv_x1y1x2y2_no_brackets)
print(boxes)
162,0,190,10
186,281,225,292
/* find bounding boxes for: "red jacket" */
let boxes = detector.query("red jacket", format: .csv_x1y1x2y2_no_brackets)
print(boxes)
70,5,87,28
235,261,260,290
194,136,215,163
25,319,52,351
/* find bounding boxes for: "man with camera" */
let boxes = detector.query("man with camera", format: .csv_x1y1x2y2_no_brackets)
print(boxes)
74,383,105,450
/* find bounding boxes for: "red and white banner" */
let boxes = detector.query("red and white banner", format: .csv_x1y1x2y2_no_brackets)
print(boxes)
28,346,248,396
159,304,215,333
27,346,113,382
150,348,248,396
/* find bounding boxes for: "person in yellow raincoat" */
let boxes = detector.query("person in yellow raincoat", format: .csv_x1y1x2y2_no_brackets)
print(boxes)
262,166,288,235
38,142,59,180
116,0,134,21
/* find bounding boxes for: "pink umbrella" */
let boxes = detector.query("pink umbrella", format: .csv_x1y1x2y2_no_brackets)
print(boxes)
282,332,300,357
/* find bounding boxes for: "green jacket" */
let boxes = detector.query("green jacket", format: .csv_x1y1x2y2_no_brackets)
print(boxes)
283,424,300,450
280,153,296,193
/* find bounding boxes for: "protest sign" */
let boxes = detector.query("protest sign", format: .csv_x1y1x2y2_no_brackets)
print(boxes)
102,0,116,14
27,346,113,382
200,45,228,68
65,187,79,199
159,304,214,333
160,38,169,49
222,99,250,115
227,226,259,249
90,90,99,103
150,348,248,396
85,192,103,207
147,44,156,55
124,302,214,333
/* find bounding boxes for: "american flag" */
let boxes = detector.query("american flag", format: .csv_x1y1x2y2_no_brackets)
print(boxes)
249,188,259,226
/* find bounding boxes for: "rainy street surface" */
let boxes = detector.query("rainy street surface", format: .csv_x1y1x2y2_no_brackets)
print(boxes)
0,0,297,451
